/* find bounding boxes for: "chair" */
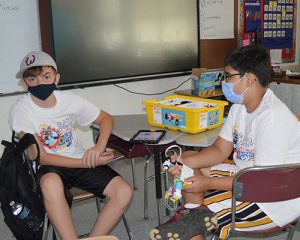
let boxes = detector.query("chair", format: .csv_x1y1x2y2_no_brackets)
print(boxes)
228,164,300,239
296,113,300,121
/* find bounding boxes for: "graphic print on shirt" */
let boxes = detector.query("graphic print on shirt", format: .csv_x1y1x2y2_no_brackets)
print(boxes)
232,126,255,162
39,117,73,151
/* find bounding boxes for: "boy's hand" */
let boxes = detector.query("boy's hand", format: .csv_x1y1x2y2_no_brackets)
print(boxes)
167,154,185,176
83,146,114,168
182,175,211,193
96,151,115,166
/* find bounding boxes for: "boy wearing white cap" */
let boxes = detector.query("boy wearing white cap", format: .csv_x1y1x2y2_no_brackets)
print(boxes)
9,51,133,239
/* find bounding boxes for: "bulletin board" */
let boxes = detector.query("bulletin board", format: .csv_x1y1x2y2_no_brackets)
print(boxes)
239,0,297,63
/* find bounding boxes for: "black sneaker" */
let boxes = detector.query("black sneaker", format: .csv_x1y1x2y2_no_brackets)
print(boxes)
150,205,217,240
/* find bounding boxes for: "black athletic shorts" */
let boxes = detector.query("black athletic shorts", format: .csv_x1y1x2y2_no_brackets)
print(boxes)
37,165,120,199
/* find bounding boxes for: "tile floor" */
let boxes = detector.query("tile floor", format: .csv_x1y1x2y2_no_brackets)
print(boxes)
0,156,299,240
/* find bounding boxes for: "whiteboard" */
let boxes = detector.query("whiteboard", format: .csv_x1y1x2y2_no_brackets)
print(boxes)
0,0,40,95
199,0,234,40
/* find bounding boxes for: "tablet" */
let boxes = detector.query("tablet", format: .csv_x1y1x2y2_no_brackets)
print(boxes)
130,130,166,144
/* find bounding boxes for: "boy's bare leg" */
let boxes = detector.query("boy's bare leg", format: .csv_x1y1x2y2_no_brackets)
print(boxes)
177,150,212,240
89,176,133,236
40,173,77,240
182,169,205,240
150,156,216,240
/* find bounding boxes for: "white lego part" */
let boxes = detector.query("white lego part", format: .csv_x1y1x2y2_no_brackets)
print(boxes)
165,145,182,159
180,165,194,182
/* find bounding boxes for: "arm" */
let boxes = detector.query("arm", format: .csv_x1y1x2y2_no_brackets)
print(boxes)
29,133,86,168
18,131,39,162
35,135,114,168
168,137,234,193
82,110,114,168
13,117,86,168
16,128,108,169
183,136,234,169
183,175,234,193
93,110,114,152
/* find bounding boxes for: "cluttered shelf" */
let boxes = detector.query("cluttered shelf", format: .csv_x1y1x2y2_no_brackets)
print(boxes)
271,69,300,85
271,76,300,85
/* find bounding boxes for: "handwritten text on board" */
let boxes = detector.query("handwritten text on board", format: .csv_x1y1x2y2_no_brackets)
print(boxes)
0,0,40,94
199,0,234,39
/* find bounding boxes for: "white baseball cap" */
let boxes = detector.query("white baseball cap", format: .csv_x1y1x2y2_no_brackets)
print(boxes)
16,51,57,79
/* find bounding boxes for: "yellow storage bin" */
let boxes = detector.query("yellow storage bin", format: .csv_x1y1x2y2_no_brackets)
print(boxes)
143,95,228,134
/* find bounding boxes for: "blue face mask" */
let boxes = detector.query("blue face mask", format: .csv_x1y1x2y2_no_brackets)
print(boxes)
221,74,248,104
28,83,57,101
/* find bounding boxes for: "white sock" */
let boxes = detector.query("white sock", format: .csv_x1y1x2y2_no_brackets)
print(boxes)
184,203,201,209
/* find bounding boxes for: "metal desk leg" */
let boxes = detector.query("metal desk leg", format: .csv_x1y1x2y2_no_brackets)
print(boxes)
153,145,163,224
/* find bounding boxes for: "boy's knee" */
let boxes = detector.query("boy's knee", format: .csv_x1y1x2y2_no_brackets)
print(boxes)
116,186,133,210
118,181,133,203
40,173,64,199
111,179,133,205
125,183,134,200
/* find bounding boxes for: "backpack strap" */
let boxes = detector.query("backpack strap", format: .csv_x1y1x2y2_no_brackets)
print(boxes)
16,133,40,164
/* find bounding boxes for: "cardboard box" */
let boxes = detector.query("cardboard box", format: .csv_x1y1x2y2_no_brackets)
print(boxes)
191,68,224,97
143,95,228,134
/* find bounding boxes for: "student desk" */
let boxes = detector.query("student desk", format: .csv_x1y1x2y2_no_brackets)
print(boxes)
91,114,184,224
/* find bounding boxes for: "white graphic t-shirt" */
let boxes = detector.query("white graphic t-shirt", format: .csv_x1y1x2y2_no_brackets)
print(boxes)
9,91,100,159
219,89,300,227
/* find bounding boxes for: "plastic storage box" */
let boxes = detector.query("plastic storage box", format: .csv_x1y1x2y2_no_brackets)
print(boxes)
143,95,228,134
191,68,225,97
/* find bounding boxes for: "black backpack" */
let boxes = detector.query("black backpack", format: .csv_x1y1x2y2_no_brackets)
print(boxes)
0,133,45,240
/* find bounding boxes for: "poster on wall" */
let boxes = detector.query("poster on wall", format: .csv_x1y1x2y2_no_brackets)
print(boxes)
244,0,262,33
239,0,297,63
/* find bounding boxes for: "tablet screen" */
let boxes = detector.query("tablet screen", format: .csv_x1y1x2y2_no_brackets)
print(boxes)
131,130,166,144
134,131,164,141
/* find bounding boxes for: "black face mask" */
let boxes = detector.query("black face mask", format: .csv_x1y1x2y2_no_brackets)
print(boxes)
27,83,57,101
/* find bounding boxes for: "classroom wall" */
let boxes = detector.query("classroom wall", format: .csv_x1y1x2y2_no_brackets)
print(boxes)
1,2,300,151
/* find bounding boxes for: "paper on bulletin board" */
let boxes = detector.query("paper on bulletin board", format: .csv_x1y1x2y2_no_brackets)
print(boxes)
199,0,234,39
270,49,283,64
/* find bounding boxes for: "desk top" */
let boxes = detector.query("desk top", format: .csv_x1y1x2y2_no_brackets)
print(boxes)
92,114,221,148
176,126,221,147
100,114,184,145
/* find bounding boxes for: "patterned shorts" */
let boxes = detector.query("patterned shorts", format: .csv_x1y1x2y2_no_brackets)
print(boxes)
203,159,277,239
